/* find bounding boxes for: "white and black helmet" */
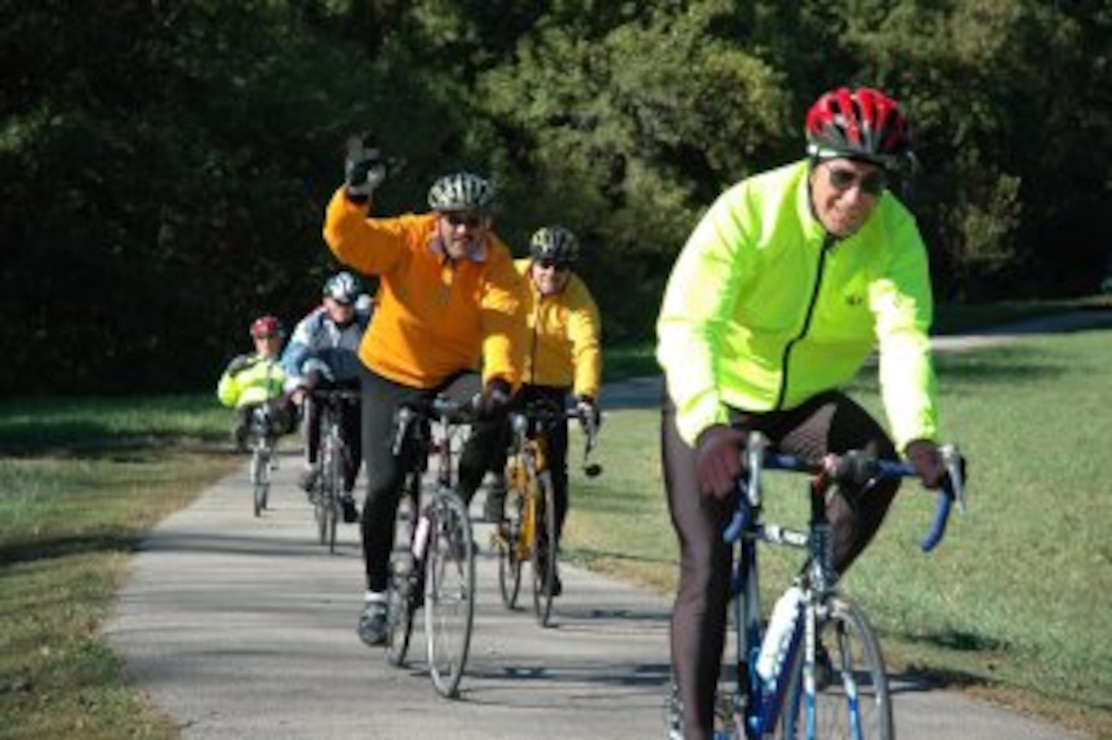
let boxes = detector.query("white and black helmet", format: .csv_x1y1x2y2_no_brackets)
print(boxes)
322,271,362,305
530,226,579,265
427,172,495,213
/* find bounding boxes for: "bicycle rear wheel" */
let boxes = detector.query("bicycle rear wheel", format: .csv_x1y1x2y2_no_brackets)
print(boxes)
497,471,525,609
776,595,893,740
424,489,475,698
387,475,421,667
531,472,558,627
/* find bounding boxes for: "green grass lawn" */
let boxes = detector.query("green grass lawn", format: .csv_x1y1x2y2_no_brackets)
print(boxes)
0,396,241,739
1,303,1110,737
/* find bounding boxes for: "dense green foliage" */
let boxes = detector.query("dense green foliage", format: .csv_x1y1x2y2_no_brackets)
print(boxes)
3,0,1109,393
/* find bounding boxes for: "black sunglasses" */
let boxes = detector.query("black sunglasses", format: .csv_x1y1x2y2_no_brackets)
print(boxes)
537,259,571,271
443,212,484,228
827,167,888,196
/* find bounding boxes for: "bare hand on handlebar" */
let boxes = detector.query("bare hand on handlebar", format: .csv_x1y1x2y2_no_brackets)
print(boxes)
905,438,946,488
695,424,747,499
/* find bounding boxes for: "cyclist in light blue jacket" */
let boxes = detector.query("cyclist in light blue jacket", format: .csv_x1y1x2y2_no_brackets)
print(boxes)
282,271,373,522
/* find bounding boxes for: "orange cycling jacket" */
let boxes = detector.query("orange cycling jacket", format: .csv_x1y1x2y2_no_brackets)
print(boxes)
516,259,602,400
322,187,526,389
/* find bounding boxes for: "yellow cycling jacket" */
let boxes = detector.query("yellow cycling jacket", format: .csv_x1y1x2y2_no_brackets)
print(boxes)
516,259,602,399
323,187,526,389
657,160,938,450
216,356,286,409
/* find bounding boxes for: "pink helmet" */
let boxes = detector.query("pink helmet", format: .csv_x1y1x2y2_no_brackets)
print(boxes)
249,315,284,339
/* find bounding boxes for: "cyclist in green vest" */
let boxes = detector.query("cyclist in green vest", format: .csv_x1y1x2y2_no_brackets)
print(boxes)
217,315,293,451
657,86,948,740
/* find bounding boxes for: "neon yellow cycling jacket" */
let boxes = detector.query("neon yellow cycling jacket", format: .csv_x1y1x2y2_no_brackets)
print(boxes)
216,356,286,409
657,160,938,450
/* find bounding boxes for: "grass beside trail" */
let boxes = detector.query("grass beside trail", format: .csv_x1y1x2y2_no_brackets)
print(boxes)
0,396,241,739
566,326,1112,737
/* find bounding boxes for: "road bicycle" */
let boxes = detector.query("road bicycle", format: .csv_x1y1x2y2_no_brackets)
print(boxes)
668,431,967,740
248,403,280,517
384,394,477,699
308,387,360,554
491,398,601,627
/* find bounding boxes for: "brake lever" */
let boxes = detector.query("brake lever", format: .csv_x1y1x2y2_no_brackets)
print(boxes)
940,444,967,515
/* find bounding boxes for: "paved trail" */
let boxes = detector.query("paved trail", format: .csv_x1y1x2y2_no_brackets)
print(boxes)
106,451,1079,739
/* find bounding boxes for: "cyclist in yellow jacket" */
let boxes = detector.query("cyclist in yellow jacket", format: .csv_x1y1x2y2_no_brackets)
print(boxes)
216,315,293,451
657,87,947,739
485,225,603,597
324,134,526,647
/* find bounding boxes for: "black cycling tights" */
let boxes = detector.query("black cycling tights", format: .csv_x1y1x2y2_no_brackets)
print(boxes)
359,369,500,593
662,390,899,740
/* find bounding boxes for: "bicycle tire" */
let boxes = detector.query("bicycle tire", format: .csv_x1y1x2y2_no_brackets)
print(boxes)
314,480,328,545
497,460,525,609
531,471,558,627
325,435,344,554
260,447,270,512
251,448,267,518
424,489,475,699
387,474,421,667
776,595,893,740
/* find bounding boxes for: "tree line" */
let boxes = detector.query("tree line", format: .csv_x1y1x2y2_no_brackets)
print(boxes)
1,0,1108,394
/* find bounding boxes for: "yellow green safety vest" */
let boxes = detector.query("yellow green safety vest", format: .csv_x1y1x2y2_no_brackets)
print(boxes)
656,160,938,450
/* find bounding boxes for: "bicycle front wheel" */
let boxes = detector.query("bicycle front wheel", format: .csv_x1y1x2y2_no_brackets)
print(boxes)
321,435,343,554
531,472,558,627
424,489,475,699
251,448,269,517
497,470,525,609
777,595,893,740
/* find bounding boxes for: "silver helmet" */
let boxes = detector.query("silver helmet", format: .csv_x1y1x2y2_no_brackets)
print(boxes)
427,172,495,213
322,271,362,305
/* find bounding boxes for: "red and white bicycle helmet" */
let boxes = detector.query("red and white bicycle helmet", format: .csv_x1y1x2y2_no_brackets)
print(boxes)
249,315,284,339
805,87,912,171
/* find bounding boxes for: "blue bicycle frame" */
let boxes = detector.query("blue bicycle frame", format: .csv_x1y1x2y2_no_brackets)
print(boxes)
721,433,966,740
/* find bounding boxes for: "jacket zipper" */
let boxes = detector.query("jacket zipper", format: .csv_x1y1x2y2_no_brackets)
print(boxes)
527,292,542,385
774,234,835,409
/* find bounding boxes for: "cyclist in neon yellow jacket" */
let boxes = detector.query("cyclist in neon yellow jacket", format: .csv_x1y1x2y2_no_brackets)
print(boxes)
657,87,948,740
217,315,291,451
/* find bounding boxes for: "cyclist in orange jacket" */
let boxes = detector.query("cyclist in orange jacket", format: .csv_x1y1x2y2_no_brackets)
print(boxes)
323,134,527,647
